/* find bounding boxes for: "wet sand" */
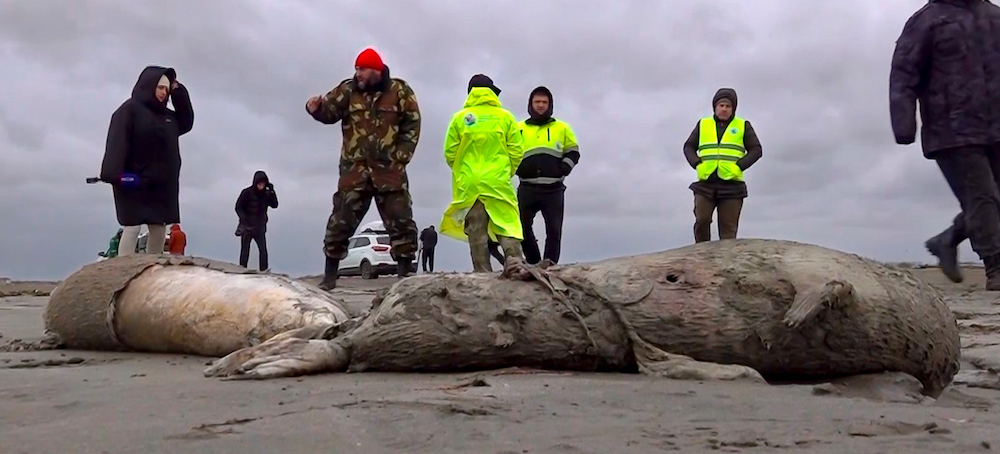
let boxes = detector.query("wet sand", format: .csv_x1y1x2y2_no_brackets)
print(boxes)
2,270,999,453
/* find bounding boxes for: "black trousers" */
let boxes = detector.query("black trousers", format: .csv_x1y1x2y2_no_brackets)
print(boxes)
518,184,566,264
934,144,1000,260
240,230,268,271
421,246,435,272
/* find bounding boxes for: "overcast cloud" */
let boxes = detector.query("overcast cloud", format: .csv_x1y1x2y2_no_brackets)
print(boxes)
0,0,969,280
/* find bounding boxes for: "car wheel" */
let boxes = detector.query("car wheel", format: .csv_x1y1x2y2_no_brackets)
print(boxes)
360,260,377,279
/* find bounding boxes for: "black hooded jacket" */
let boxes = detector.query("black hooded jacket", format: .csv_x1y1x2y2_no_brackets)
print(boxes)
682,88,763,197
419,226,438,248
889,0,1000,156
100,66,194,226
235,170,279,233
514,86,581,189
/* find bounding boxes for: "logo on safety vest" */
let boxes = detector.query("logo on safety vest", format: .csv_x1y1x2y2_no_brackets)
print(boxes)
730,127,738,134
555,141,562,151
463,113,477,126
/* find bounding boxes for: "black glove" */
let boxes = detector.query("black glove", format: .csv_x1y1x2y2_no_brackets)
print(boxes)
265,182,275,192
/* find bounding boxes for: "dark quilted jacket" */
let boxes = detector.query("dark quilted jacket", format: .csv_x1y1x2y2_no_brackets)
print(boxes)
889,0,1000,157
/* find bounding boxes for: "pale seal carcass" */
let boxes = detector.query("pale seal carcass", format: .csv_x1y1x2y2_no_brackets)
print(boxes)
205,239,962,398
42,255,352,357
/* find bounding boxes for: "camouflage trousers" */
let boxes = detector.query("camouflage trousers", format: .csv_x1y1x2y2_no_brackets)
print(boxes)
323,184,418,262
464,199,523,272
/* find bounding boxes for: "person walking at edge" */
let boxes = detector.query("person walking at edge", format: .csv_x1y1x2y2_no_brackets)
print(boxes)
419,225,438,273
515,86,580,267
306,47,422,290
100,65,194,256
682,87,762,243
235,170,278,271
890,0,1000,290
440,74,530,275
168,224,187,255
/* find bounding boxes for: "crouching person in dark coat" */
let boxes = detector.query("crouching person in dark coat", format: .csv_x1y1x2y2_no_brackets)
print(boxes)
100,66,194,256
890,0,1000,290
235,171,279,271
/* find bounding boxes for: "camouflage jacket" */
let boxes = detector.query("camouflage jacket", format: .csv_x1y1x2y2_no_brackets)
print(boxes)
309,74,421,192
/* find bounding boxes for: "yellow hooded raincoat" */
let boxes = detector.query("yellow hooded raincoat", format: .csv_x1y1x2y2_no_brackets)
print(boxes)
440,87,525,242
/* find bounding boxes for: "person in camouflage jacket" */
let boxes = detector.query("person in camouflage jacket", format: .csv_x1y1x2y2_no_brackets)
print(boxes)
306,47,421,290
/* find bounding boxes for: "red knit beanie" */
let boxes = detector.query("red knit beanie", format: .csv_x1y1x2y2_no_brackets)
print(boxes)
355,48,384,71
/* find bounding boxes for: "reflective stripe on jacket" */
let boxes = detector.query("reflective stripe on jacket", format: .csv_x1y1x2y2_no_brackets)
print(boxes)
515,119,579,185
697,116,746,181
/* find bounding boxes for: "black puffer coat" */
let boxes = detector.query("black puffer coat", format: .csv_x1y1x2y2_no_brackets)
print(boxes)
100,66,194,226
889,0,1000,157
235,171,279,234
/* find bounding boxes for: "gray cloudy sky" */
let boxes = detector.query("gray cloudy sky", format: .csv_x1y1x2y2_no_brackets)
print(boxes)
0,0,969,280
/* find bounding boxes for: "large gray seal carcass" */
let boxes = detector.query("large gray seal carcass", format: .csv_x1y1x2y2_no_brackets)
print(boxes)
205,239,962,398
42,255,352,357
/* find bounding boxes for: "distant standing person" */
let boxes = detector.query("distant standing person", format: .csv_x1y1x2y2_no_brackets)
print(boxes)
516,86,581,267
235,171,279,271
440,74,528,274
419,225,438,273
168,224,187,255
890,0,1000,290
100,66,194,256
306,47,422,290
682,88,762,243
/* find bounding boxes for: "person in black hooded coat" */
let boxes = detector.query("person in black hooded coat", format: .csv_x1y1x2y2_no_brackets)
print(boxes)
890,0,1000,290
235,170,279,271
99,66,194,256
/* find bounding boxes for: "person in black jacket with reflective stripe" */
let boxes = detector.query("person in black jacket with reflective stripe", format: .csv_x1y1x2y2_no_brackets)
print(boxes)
515,86,580,267
890,0,1000,289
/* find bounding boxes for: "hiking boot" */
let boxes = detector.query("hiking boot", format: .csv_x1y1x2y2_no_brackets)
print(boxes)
317,256,339,291
538,258,556,269
925,228,963,283
397,258,413,278
984,255,1000,291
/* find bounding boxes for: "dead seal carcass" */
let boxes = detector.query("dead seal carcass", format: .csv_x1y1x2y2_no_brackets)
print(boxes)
205,238,961,397
43,254,352,357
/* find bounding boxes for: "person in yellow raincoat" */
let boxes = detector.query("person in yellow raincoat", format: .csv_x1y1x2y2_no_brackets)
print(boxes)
440,74,529,274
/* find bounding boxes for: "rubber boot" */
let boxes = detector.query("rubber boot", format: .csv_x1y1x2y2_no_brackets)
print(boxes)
318,256,339,291
397,258,413,278
925,227,963,283
984,255,1000,291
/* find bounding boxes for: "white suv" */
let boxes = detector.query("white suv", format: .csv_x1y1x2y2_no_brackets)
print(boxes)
338,229,400,279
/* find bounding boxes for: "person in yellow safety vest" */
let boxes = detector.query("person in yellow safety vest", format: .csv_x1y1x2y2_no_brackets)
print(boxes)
439,74,530,276
682,87,763,243
515,86,580,268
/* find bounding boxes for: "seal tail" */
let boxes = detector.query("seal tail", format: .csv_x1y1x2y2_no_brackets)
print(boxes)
782,280,855,329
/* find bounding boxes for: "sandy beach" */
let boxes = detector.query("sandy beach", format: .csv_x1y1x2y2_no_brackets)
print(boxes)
2,269,999,453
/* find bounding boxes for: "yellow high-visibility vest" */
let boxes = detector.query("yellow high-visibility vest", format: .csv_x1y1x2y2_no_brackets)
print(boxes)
696,116,746,181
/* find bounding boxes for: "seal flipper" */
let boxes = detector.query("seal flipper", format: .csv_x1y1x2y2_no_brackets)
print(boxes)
221,338,351,380
783,280,855,329
629,332,765,382
204,320,356,378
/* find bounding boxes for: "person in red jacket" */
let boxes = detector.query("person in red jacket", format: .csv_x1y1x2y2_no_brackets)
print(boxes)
168,224,187,255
